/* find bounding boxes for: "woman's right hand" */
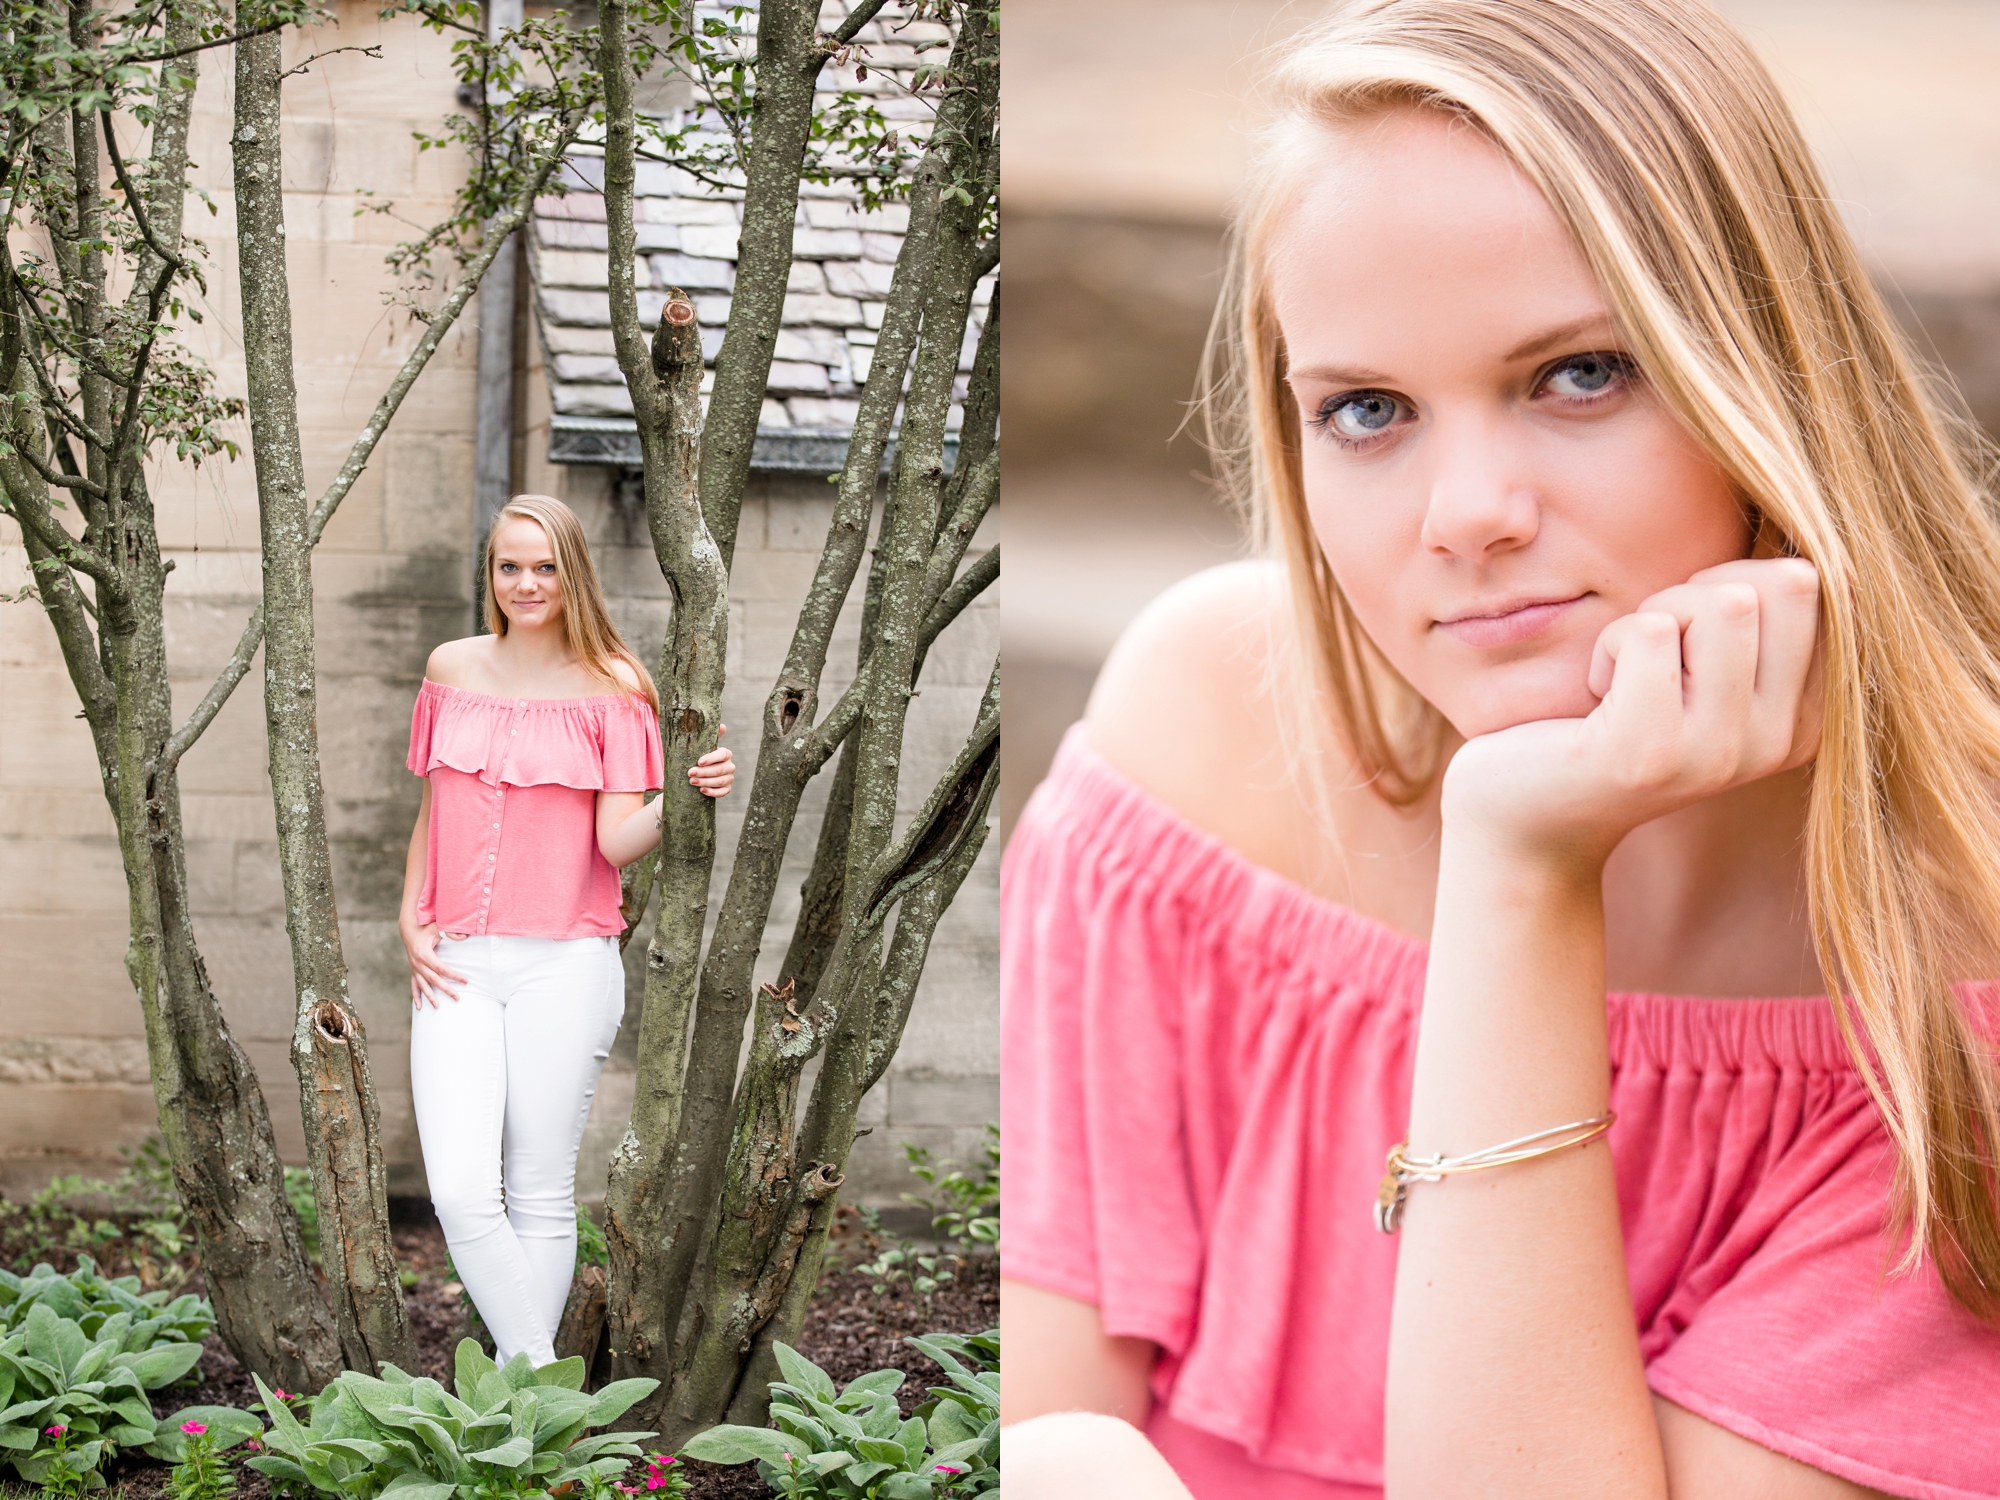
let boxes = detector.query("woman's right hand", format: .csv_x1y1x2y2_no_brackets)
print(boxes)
402,918,468,1009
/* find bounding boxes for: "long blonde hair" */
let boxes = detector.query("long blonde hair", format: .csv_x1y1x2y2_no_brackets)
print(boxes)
483,494,659,712
1207,0,2000,1316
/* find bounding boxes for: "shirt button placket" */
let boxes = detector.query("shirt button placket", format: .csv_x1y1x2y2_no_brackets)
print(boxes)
483,702,525,936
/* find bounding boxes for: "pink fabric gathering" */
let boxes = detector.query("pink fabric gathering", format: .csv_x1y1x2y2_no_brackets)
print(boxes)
406,680,664,940
1002,724,2000,1500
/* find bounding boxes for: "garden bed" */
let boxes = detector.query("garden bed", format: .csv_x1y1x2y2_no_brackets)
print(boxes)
0,1200,997,1500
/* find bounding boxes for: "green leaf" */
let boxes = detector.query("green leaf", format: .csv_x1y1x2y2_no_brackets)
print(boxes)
244,1455,314,1486
378,1476,458,1500
405,1412,470,1478
467,1432,533,1468
839,1368,906,1403
928,1436,988,1466
496,1352,537,1392
558,1431,654,1465
772,1342,837,1402
530,1355,585,1391
527,1387,591,1441
842,1459,896,1487
771,1406,833,1449
114,1339,203,1389
141,1404,264,1462
679,1423,803,1467
23,1305,85,1379
470,1370,512,1413
254,1373,312,1457
583,1377,658,1427
896,1414,929,1467
927,1401,977,1449
877,1473,937,1500
453,1338,496,1400
851,1435,909,1466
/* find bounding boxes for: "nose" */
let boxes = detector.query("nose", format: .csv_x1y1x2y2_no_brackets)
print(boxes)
1416,411,1540,562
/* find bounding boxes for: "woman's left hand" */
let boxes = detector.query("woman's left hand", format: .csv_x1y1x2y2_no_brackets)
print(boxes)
689,724,734,798
1441,557,1824,869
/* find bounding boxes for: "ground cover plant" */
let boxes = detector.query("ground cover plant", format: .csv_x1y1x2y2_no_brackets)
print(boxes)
679,1334,997,1499
0,1127,999,1500
243,1342,659,1500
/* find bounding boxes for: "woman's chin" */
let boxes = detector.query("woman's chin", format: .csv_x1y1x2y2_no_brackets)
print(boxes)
1439,681,1601,739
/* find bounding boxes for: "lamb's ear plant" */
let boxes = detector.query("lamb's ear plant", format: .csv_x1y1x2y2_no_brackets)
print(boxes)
680,1338,999,1499
245,1339,661,1500
0,1257,214,1345
0,1301,212,1488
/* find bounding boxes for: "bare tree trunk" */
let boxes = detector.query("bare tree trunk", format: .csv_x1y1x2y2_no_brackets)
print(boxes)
595,0,732,1394
578,0,999,1436
232,27,416,1377
0,8,346,1389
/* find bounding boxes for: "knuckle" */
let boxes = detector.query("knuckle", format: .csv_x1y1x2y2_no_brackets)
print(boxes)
1715,582,1760,620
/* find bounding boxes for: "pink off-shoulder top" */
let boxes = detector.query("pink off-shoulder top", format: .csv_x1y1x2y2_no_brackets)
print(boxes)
406,680,665,940
1002,724,2000,1500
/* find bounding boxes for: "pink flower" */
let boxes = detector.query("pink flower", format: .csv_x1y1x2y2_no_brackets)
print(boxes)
271,1389,293,1402
181,1421,208,1435
45,1426,64,1437
613,1486,640,1496
246,1439,262,1451
934,1464,965,1474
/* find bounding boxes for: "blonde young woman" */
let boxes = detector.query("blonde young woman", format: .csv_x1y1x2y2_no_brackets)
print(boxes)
1001,1,2000,1496
398,494,734,1369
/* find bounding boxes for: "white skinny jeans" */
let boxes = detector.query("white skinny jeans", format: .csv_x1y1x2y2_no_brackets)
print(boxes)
409,933,625,1367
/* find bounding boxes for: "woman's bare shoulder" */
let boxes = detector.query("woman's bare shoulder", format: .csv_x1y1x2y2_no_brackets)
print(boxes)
1085,560,1293,801
1084,562,1346,855
1082,561,1436,921
422,636,489,689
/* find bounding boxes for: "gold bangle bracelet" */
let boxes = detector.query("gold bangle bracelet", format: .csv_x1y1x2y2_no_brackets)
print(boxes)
1374,1110,1615,1233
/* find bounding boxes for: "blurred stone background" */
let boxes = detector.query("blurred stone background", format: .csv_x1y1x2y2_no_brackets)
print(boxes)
1001,0,2000,838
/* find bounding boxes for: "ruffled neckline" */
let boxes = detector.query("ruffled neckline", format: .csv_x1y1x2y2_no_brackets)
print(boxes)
418,678,648,709
1051,722,1837,1010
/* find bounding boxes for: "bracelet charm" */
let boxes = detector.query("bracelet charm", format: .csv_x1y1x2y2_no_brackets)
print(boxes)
1374,1110,1616,1234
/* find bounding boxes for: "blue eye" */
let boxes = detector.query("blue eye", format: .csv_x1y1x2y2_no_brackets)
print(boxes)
1320,392,1404,440
1543,352,1632,398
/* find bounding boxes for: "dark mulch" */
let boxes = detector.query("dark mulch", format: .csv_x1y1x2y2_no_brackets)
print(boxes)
7,1202,996,1500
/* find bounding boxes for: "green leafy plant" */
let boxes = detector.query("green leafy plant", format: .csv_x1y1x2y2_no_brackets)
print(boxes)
574,1206,609,1271
161,1413,263,1500
282,1168,321,1268
0,1137,192,1285
899,1127,998,1253
0,1256,214,1346
679,1337,999,1499
0,1300,230,1489
245,1338,660,1500
900,1334,997,1497
33,1421,94,1500
853,1244,957,1305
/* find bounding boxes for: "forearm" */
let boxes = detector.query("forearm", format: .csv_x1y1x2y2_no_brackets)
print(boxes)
1000,1278,1156,1426
597,793,662,869
1385,829,1663,1497
400,782,432,930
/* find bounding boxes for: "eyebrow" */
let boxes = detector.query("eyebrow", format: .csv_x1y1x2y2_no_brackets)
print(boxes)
1288,313,1621,388
495,555,556,566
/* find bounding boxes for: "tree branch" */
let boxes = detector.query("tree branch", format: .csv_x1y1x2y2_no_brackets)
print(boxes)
830,0,890,47
99,111,182,273
157,125,580,770
160,601,262,770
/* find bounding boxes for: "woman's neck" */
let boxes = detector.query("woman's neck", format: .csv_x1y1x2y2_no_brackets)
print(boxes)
488,623,580,688
1599,766,1822,998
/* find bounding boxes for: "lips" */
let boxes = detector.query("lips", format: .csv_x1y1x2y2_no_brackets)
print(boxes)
1434,593,1588,647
